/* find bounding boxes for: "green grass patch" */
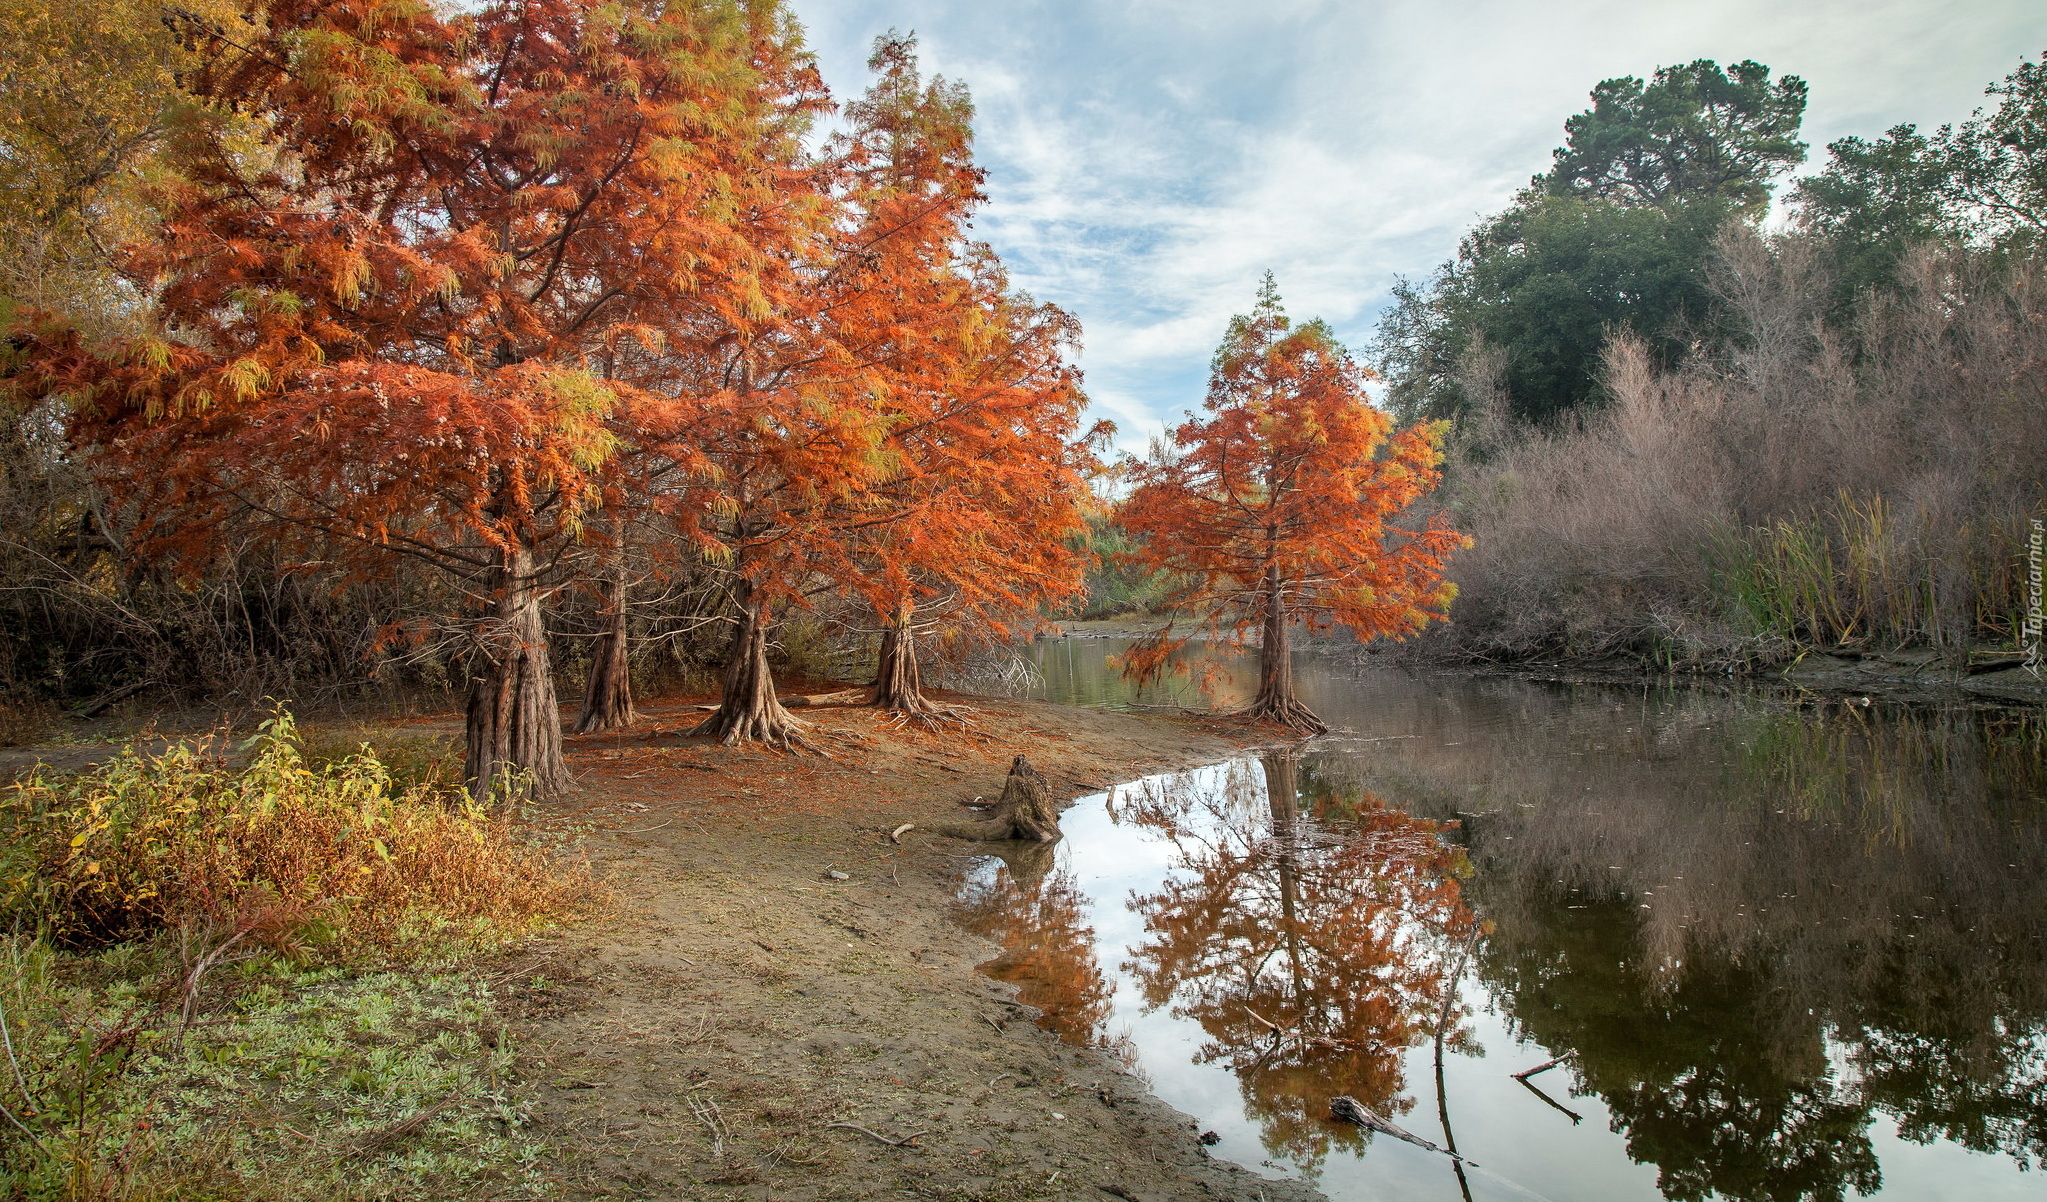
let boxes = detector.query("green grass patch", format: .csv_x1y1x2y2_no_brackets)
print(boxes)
0,709,585,1198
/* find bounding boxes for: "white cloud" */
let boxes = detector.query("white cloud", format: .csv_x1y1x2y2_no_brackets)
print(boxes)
794,0,2046,454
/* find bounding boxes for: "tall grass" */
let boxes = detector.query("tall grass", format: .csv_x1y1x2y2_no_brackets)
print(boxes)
1429,234,2047,670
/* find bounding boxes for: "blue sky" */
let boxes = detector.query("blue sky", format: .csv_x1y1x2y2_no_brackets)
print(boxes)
791,0,2046,453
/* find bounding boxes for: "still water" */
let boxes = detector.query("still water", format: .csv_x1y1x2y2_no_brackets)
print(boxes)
955,639,2047,1201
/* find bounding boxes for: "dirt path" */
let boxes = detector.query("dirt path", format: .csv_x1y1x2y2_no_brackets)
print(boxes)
509,692,1323,1202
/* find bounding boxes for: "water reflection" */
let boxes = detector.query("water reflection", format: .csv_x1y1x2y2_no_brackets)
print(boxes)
1462,700,2047,1200
1117,753,1478,1164
960,641,2047,1200
955,842,1117,1048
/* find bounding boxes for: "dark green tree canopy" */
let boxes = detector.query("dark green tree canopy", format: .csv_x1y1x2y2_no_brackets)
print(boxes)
1537,59,1808,215
1789,125,1959,302
1375,58,1801,426
1791,53,2046,300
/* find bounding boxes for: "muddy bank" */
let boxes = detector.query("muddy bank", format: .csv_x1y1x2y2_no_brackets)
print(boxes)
1046,619,2046,707
514,693,1324,1202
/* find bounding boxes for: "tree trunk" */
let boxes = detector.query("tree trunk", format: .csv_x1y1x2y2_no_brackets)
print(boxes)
574,556,636,734
690,592,808,748
1264,752,1309,1001
465,546,571,801
870,607,957,719
1246,564,1326,732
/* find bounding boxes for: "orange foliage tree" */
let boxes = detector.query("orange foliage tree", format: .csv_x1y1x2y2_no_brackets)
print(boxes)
674,34,1093,744
1118,278,1466,732
6,0,817,797
838,37,1098,721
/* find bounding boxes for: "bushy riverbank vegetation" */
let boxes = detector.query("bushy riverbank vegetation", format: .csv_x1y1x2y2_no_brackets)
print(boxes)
1374,57,2047,671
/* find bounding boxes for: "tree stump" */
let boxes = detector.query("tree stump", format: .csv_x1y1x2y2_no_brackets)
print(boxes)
929,755,1062,843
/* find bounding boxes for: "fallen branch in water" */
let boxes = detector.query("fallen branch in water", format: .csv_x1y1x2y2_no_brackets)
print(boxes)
1516,1073,1584,1125
1329,1096,1480,1166
1512,1051,1574,1081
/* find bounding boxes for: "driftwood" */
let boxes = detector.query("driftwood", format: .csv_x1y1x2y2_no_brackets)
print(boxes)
926,756,1061,843
685,688,864,713
1329,1096,1480,1166
71,678,155,720
826,1121,929,1148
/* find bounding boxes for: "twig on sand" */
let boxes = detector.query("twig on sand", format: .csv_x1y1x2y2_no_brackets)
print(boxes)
826,1121,929,1147
689,1093,727,1159
351,1094,459,1156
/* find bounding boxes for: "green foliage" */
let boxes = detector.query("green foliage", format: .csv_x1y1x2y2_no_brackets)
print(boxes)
1074,511,1174,619
1378,195,1732,425
0,935,546,1200
1792,52,2047,301
1944,53,2047,241
1434,195,1731,424
1790,125,1961,302
1536,58,1808,216
1377,58,1801,425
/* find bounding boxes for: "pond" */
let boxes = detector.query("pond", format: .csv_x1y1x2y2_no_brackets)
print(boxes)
954,638,2047,1201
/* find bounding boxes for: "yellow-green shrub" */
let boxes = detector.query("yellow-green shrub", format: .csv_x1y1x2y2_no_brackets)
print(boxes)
0,709,582,960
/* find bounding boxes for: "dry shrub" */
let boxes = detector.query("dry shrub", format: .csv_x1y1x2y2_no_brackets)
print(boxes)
1432,233,2047,668
0,709,584,960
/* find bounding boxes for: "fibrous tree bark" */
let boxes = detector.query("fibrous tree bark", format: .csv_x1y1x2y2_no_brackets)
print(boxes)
1246,566,1326,732
465,547,570,800
870,606,965,723
690,591,808,749
575,551,636,734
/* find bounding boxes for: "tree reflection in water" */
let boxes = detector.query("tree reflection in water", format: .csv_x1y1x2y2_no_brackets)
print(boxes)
954,840,1125,1057
1449,700,2047,1201
1117,752,1479,1167
954,667,2047,1201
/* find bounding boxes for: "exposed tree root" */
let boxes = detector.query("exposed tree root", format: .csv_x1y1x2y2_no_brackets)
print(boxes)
1242,691,1329,734
924,755,1062,842
689,602,813,751
869,619,975,729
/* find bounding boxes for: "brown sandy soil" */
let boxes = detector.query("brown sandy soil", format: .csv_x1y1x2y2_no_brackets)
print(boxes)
511,691,1325,1202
